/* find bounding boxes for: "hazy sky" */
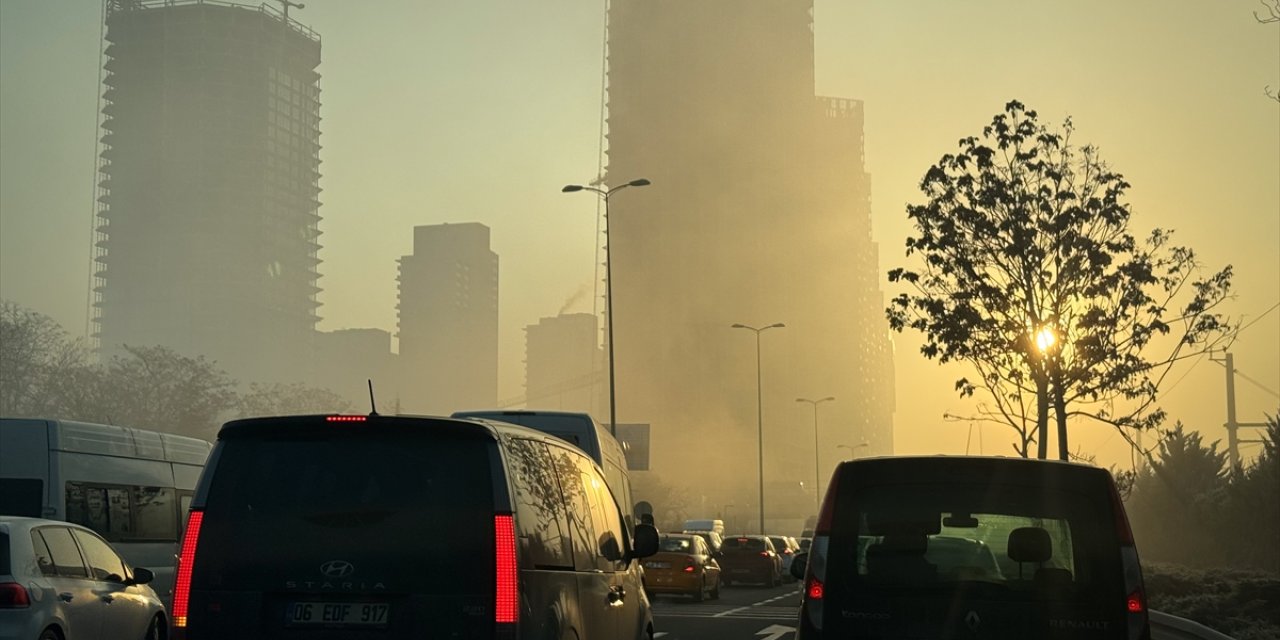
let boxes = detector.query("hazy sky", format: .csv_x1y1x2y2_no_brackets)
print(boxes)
2,0,1276,469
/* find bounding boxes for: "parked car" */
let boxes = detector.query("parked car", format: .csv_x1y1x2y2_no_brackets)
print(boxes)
170,414,659,640
0,516,167,640
767,535,800,581
796,536,813,552
718,535,782,587
643,534,721,601
790,456,1151,639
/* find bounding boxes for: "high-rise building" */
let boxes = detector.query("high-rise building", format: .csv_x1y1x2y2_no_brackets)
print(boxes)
605,0,895,513
397,223,498,415
524,313,604,413
92,0,323,382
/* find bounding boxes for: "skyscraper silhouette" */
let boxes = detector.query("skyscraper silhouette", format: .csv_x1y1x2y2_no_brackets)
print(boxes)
93,1,322,382
605,0,894,513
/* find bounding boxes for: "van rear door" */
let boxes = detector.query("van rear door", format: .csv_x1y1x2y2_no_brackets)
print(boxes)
187,419,500,639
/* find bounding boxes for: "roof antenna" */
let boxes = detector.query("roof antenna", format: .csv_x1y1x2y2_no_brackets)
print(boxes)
367,379,379,416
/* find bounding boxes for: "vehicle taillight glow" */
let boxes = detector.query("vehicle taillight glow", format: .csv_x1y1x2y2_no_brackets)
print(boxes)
683,557,697,572
172,509,204,628
759,551,771,558
1127,589,1145,613
326,415,367,422
806,577,824,600
494,514,518,624
0,582,31,608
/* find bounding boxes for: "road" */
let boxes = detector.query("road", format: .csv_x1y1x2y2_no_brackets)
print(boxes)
650,580,802,640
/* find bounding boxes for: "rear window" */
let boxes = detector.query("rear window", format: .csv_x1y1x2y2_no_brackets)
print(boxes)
722,537,766,551
0,532,9,574
0,479,43,517
830,478,1121,594
198,429,495,594
659,536,693,552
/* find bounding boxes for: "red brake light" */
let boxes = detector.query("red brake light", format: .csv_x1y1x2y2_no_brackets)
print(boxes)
683,557,697,572
326,415,367,422
784,549,793,555
0,582,31,608
1126,589,1145,613
806,577,824,600
494,514,518,624
172,509,204,628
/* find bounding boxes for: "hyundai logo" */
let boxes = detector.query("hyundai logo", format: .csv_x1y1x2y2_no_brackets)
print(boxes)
965,610,981,632
320,560,355,578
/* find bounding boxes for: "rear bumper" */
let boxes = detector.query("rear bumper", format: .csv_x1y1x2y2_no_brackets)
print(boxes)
644,571,701,594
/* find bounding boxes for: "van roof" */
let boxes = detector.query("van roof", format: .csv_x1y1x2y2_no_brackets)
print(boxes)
220,413,578,443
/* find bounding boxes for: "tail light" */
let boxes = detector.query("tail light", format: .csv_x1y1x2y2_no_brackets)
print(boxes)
783,549,794,555
683,557,697,573
172,509,205,630
326,415,367,422
494,514,518,628
806,577,824,600
0,583,31,608
1109,475,1151,640
759,551,772,558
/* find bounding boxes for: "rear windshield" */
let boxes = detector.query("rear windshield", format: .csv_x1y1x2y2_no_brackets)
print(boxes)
198,430,495,594
659,536,693,552
0,479,44,517
829,479,1121,595
722,537,766,551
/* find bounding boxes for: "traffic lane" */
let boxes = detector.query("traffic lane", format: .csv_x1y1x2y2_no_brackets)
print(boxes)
651,581,802,640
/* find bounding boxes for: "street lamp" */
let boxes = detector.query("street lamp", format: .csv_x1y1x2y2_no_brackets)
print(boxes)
837,442,869,459
797,396,835,512
731,321,785,534
562,178,651,436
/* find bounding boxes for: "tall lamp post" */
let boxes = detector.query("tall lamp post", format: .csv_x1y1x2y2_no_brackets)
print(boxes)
732,322,785,534
837,442,869,460
562,178,651,436
796,396,835,512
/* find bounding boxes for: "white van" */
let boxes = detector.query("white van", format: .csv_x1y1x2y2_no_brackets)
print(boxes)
452,410,636,530
0,418,212,607
683,519,725,535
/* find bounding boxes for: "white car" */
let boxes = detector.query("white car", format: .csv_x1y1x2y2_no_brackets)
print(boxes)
0,516,166,640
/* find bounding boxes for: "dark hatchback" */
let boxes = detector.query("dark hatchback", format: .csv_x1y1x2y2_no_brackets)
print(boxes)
792,456,1151,639
718,535,782,587
170,414,658,640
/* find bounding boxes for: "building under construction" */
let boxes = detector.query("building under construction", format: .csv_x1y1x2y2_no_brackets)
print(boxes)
92,0,322,382
604,0,895,520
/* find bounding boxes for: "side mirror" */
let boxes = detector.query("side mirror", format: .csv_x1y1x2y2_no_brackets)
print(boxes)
129,567,155,586
628,523,660,561
790,552,808,580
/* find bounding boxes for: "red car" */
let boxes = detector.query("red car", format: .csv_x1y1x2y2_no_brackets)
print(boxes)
718,535,782,587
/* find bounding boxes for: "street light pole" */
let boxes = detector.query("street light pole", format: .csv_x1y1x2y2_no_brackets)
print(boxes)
797,396,834,513
732,322,785,534
562,178,651,436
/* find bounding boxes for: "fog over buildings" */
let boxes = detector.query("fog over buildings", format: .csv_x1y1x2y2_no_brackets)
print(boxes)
1,1,1277,518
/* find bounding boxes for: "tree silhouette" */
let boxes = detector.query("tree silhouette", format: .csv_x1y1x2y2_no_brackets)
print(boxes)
888,101,1235,459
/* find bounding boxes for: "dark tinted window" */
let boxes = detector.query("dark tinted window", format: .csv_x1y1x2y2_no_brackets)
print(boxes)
506,437,573,569
0,479,43,517
831,480,1119,593
723,537,767,551
659,536,693,552
769,536,790,552
546,443,597,572
71,529,127,582
37,527,88,578
65,483,175,542
0,532,8,574
200,429,495,594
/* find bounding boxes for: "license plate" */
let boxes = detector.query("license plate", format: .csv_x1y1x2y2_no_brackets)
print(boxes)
646,561,671,569
288,602,389,626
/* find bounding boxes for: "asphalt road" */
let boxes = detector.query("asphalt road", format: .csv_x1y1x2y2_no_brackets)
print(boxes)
650,579,803,640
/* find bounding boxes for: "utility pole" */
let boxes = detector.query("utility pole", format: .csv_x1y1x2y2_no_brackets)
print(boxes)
1221,352,1270,476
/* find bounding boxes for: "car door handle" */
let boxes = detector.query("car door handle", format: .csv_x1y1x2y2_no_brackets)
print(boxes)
58,592,73,603
607,586,626,607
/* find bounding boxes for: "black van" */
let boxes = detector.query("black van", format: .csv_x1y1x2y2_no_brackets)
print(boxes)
790,456,1151,640
169,414,659,639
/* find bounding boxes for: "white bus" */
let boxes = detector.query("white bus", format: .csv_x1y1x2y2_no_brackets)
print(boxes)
452,409,636,530
0,417,212,606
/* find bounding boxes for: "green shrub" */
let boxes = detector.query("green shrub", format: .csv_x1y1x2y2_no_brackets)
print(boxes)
1145,562,1280,639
